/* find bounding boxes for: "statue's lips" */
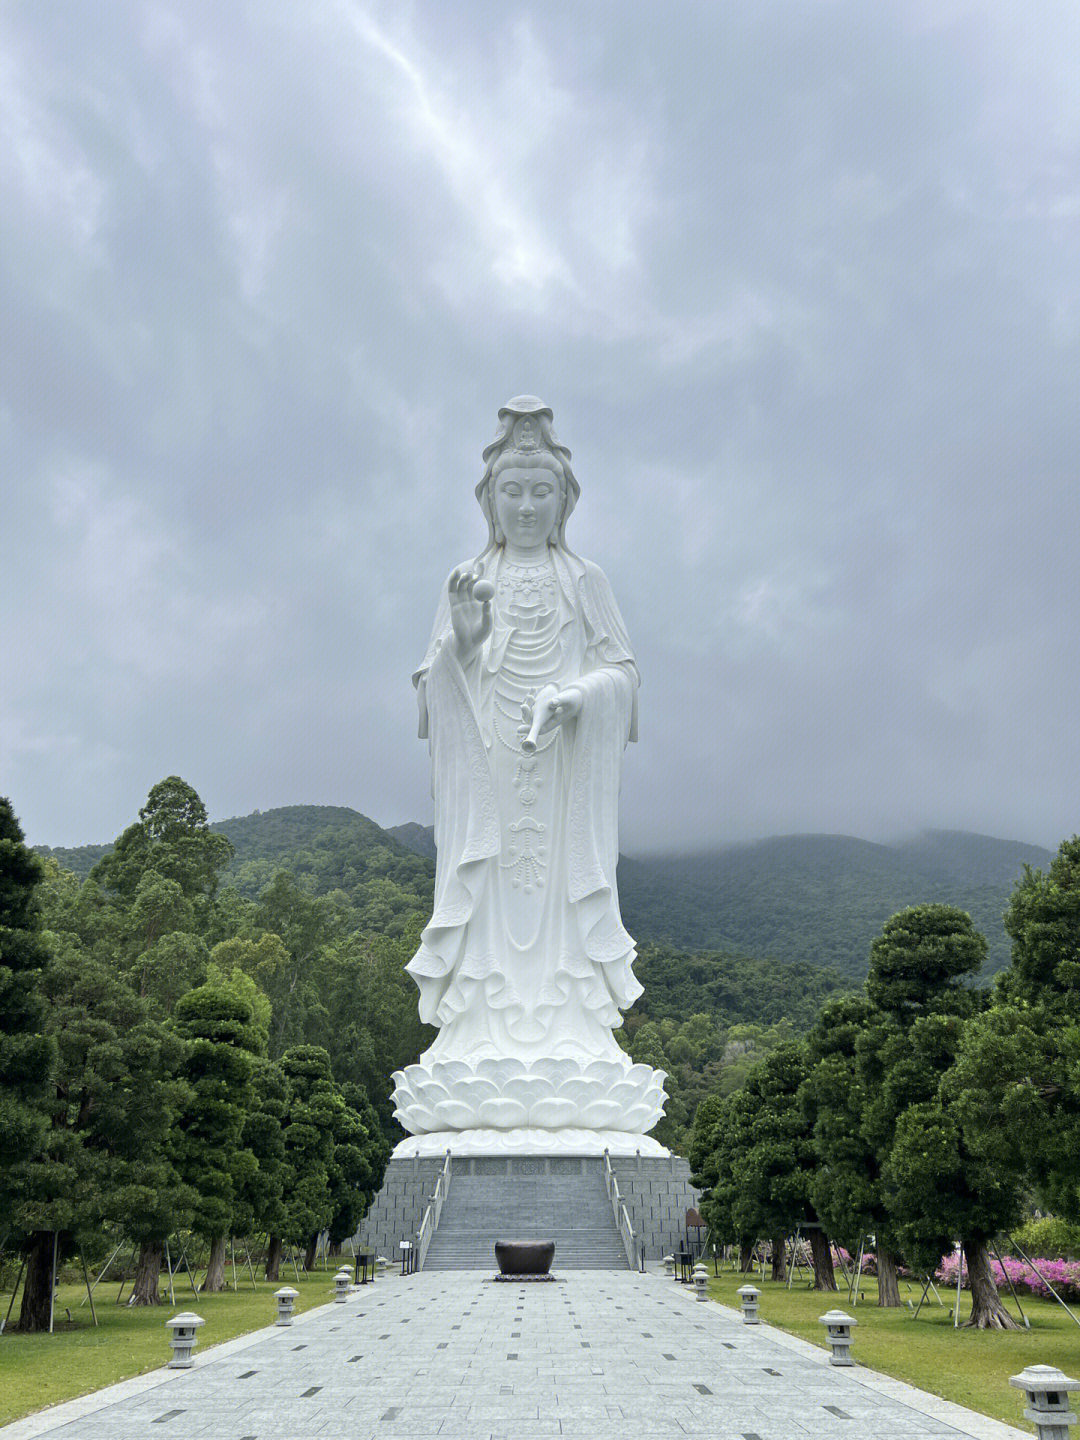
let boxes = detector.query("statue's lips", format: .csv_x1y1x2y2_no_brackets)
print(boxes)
391,1057,667,1135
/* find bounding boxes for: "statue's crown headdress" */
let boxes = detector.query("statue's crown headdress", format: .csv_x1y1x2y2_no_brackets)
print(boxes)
482,396,559,464
476,396,580,549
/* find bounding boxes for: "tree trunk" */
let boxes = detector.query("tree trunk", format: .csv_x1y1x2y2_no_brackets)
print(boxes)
808,1228,837,1291
739,1240,755,1274
265,1235,283,1283
16,1232,56,1334
770,1234,787,1283
201,1235,227,1293
876,1244,902,1308
962,1237,1020,1330
328,1241,341,1258
130,1241,164,1306
303,1235,318,1272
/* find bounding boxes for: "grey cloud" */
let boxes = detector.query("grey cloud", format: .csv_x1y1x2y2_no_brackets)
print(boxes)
2,1,1077,854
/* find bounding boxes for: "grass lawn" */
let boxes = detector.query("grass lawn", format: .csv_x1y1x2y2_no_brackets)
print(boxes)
0,1265,355,1425
702,1265,1080,1428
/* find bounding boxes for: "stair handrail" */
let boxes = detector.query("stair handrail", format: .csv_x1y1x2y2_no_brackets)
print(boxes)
602,1149,637,1270
414,1150,452,1273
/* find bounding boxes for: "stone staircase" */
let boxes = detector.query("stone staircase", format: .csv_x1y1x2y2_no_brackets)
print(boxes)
422,1160,629,1270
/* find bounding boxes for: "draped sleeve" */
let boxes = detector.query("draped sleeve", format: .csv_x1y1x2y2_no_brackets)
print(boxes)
577,558,640,742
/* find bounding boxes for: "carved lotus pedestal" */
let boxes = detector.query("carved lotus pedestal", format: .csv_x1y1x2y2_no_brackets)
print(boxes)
390,1055,669,1157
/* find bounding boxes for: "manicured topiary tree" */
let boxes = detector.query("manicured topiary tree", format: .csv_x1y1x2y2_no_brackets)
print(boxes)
239,1058,290,1281
700,1085,759,1272
800,992,909,1305
956,837,1080,1221
863,905,1024,1328
0,800,56,1331
173,979,260,1291
328,1082,389,1250
735,1043,836,1288
277,1045,338,1269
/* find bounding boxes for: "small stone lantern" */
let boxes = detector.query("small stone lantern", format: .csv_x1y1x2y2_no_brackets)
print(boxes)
1009,1364,1079,1440
164,1311,205,1368
736,1284,760,1324
692,1262,709,1301
818,1308,857,1366
663,1254,675,1277
274,1286,299,1326
333,1267,352,1302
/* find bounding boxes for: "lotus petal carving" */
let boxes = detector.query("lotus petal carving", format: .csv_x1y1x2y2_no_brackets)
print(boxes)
528,1098,580,1127
391,1056,667,1136
478,1097,528,1127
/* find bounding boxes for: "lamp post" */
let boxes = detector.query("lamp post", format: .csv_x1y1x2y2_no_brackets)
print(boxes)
164,1312,205,1368
818,1309,857,1366
1009,1365,1078,1440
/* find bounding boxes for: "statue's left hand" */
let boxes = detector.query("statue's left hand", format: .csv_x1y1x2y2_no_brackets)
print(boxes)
519,685,583,751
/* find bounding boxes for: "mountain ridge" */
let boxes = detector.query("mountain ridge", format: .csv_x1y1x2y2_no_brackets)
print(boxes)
35,807,1052,980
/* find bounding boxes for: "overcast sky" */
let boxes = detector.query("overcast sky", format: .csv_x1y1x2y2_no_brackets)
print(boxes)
3,0,1078,854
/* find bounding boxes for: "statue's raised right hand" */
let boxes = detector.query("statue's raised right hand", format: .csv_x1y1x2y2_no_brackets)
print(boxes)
448,567,494,663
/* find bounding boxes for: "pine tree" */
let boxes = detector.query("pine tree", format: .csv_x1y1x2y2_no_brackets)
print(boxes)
0,800,56,1332
867,905,1023,1328
173,979,260,1291
276,1046,338,1269
950,837,1080,1234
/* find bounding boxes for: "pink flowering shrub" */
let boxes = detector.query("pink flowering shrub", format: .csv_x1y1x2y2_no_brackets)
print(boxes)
936,1251,1080,1301
830,1246,879,1276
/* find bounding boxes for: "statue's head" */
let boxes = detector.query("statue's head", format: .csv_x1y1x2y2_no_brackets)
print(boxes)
476,396,580,551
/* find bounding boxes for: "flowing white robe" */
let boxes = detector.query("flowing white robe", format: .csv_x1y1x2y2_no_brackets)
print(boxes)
392,547,667,1148
409,548,640,1061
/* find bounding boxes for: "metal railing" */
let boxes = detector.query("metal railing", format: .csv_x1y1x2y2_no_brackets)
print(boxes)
414,1151,452,1273
602,1149,637,1270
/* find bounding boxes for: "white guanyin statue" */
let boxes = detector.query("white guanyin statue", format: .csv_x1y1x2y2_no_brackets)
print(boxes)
391,397,668,1156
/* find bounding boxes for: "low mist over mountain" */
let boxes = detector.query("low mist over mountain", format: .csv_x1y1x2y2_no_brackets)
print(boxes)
39,808,1051,982
618,830,1052,979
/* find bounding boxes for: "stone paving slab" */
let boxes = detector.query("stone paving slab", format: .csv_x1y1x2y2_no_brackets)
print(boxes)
0,1269,1030,1440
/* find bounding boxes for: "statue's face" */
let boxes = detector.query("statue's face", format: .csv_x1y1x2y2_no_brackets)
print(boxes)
493,466,560,551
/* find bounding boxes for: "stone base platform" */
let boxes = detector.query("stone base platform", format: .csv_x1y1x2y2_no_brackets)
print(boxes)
392,1126,669,1157
355,1151,700,1265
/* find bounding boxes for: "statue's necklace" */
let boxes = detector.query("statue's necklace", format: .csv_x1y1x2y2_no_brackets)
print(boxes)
499,553,556,610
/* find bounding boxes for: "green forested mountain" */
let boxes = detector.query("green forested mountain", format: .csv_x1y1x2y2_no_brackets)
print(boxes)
210,805,434,936
617,830,1051,980
386,822,437,861
35,805,1051,1152
629,943,850,1030
33,841,113,876
41,812,1050,983
386,822,1050,981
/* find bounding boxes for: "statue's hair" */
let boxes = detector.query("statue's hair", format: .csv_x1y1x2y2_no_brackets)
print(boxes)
474,401,580,557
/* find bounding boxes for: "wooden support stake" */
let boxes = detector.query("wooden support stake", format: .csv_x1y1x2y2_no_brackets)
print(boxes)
80,1254,98,1327
1,1256,27,1334
164,1239,176,1307
48,1232,58,1334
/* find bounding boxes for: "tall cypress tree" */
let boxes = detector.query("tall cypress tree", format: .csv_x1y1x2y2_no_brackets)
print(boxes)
0,799,56,1331
865,905,1024,1329
277,1046,338,1269
0,798,54,1178
951,838,1080,1236
173,980,260,1291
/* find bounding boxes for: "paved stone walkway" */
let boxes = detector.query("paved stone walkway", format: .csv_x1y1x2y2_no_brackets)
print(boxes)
2,1269,1029,1440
